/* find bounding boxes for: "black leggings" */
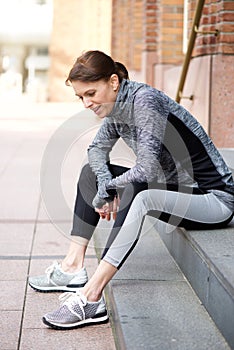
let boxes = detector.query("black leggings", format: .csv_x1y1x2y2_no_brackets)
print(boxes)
71,163,233,265
71,163,148,240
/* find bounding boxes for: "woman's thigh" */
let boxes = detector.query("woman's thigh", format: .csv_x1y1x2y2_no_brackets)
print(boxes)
141,189,233,229
102,189,233,268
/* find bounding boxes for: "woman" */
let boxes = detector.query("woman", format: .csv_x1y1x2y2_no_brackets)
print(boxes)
29,50,234,330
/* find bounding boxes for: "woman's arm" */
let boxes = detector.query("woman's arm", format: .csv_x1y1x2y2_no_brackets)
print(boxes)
107,90,169,189
88,118,120,207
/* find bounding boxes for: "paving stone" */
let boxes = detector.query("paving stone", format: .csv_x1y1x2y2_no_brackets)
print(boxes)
0,223,34,256
1,311,22,350
0,102,116,350
31,223,71,256
0,260,29,281
22,292,60,329
20,325,116,350
0,281,26,311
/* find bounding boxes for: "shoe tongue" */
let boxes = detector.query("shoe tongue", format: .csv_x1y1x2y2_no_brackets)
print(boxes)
75,291,87,305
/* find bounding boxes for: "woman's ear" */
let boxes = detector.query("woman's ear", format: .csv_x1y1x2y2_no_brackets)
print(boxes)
110,74,119,91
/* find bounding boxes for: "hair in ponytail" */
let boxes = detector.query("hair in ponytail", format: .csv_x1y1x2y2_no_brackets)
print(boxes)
65,50,129,85
114,61,129,80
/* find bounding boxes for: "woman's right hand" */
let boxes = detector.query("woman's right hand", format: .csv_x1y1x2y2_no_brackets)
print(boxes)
95,196,119,221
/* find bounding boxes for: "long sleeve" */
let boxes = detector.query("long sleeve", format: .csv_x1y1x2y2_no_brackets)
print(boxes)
107,89,169,189
88,118,120,184
88,118,120,207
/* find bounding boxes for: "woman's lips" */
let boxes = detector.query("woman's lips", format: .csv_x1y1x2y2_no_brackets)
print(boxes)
92,105,101,115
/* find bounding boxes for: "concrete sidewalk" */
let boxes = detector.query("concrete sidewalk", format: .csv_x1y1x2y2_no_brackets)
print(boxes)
0,98,116,350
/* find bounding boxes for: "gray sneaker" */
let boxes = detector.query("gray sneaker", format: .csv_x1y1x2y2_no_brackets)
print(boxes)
42,291,108,330
28,261,88,292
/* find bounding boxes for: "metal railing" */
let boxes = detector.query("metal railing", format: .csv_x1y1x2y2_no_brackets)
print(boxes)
175,0,219,103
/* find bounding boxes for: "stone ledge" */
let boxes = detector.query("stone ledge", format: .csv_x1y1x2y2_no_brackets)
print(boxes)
157,149,234,348
157,217,234,349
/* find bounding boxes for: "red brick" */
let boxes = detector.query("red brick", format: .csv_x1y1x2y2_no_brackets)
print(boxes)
146,5,157,10
218,1,234,11
218,43,234,54
145,44,157,50
146,16,157,23
162,0,183,5
219,33,234,43
201,16,210,25
162,13,183,20
221,23,234,32
221,12,234,22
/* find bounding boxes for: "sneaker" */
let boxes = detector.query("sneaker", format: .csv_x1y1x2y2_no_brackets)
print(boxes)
28,261,88,292
42,291,109,330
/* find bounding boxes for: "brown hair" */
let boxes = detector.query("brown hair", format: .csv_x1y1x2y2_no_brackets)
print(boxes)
65,50,129,85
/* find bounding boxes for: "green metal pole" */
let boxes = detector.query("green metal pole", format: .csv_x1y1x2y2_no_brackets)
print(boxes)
175,0,205,103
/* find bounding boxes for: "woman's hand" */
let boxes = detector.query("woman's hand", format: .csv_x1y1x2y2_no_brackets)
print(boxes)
95,196,119,221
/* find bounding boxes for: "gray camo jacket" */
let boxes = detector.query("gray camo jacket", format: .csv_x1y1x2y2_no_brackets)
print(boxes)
88,79,234,211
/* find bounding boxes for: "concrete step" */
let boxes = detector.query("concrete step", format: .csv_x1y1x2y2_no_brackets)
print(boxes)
95,218,231,350
157,217,234,350
149,149,234,349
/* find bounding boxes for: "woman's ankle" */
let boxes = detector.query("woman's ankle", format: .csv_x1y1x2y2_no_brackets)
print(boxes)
82,288,102,302
61,260,83,273
61,238,87,273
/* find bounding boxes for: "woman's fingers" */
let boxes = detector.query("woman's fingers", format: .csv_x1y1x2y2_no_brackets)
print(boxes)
95,196,119,221
95,204,109,220
112,196,118,220
105,212,111,221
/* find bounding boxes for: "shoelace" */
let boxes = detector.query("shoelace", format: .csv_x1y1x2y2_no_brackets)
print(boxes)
59,291,87,320
45,261,59,284
59,291,76,304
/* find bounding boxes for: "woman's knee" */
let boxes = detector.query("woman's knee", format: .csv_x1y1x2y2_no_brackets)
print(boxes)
133,189,161,212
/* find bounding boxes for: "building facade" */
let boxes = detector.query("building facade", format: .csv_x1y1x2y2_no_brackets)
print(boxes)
48,0,233,147
0,0,233,147
111,0,234,147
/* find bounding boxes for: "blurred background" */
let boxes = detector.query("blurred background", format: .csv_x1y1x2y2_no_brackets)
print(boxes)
0,0,53,102
0,0,233,146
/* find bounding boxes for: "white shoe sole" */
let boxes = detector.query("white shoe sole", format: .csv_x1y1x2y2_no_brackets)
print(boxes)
42,312,109,330
29,282,87,293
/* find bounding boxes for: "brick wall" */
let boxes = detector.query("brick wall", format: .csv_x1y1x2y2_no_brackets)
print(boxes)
111,0,184,77
159,0,184,64
111,0,143,71
184,0,234,147
112,0,234,146
190,0,234,56
144,0,158,52
48,0,234,146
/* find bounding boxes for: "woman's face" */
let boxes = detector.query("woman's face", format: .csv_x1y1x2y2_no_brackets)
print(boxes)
71,75,119,119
